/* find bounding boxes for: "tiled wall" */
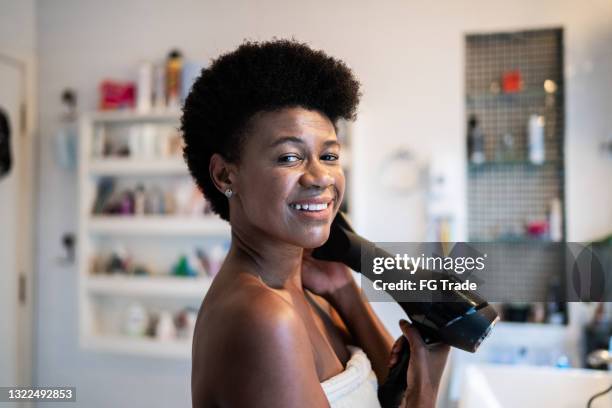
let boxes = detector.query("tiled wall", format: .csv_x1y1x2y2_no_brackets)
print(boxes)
465,28,566,305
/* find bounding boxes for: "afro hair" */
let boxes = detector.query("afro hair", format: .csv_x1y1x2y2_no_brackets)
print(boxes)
181,39,361,221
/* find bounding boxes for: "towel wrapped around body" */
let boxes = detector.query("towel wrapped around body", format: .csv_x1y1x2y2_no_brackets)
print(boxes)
321,346,381,408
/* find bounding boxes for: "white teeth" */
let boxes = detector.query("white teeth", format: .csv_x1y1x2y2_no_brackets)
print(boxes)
290,202,329,211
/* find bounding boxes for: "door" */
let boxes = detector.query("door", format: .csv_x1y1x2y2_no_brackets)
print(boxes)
0,53,32,397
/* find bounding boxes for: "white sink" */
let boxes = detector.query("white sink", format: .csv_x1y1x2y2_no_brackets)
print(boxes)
459,364,612,408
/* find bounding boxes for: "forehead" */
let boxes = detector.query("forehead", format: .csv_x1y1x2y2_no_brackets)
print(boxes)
247,107,336,144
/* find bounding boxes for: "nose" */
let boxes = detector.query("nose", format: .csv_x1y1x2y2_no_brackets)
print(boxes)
300,158,334,189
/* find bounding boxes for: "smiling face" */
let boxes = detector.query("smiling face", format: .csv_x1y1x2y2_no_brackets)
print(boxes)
230,107,345,248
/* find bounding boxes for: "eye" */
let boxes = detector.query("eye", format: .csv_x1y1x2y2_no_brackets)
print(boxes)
321,153,339,161
278,154,302,164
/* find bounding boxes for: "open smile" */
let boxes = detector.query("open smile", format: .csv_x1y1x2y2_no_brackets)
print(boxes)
288,197,335,220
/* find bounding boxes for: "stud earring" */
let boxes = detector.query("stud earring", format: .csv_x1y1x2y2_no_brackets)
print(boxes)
224,188,233,199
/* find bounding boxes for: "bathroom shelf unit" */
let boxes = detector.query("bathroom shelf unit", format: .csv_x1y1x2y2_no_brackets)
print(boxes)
465,28,566,244
467,160,560,172
89,158,189,175
83,335,192,358
86,275,213,298
465,88,561,108
89,108,183,123
78,109,230,359
464,28,568,323
88,215,230,236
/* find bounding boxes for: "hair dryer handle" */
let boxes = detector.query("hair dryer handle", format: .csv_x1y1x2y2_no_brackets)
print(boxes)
378,339,410,408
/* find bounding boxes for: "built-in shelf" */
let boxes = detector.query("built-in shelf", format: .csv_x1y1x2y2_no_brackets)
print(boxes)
88,215,230,236
89,158,188,175
89,109,181,123
79,111,231,359
86,275,212,298
465,29,567,319
466,89,561,107
468,160,561,171
82,335,191,358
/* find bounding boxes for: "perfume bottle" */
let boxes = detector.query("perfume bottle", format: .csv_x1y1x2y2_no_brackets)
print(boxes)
467,115,485,164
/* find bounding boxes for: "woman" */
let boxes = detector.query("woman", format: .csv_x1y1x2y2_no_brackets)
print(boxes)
182,39,449,408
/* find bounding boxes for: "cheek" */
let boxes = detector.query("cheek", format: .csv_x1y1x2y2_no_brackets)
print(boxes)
333,168,346,203
239,168,295,217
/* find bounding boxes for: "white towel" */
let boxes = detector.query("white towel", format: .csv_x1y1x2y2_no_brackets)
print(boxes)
321,346,381,408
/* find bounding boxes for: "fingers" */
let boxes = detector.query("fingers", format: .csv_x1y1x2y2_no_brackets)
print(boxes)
399,319,426,349
399,319,451,357
388,335,406,367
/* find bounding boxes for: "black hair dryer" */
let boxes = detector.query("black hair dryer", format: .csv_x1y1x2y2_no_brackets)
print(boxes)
312,212,499,407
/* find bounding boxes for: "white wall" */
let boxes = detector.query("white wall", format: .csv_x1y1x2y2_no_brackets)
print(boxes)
34,0,612,407
0,0,35,57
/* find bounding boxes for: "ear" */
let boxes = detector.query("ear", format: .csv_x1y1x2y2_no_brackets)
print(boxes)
209,153,237,194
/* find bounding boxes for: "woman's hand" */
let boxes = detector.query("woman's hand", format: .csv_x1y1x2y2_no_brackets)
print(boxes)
301,249,354,300
391,320,450,408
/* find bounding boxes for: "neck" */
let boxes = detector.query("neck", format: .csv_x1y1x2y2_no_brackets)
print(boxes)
226,218,304,291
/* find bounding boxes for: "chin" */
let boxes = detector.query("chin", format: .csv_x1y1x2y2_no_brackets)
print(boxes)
288,223,331,249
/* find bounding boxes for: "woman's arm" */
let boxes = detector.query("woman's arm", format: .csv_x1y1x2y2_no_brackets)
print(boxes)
302,253,394,383
301,254,450,407
327,278,395,383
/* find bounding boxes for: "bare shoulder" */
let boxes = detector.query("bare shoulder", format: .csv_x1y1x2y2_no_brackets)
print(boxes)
212,281,304,343
192,278,329,408
193,279,302,364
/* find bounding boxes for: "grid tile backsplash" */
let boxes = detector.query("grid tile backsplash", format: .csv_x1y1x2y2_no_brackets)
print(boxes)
465,28,566,305
466,28,565,241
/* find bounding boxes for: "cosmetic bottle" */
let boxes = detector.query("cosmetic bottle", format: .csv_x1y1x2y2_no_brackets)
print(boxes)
137,61,153,113
549,197,562,241
119,191,135,215
164,190,176,214
124,302,148,336
145,186,164,214
175,308,198,339
467,115,485,164
140,124,156,158
156,311,177,341
153,63,166,110
528,114,545,164
546,277,565,324
174,179,194,215
165,49,183,109
134,184,146,215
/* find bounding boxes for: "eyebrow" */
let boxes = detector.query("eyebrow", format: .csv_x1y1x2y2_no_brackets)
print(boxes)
268,136,340,149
